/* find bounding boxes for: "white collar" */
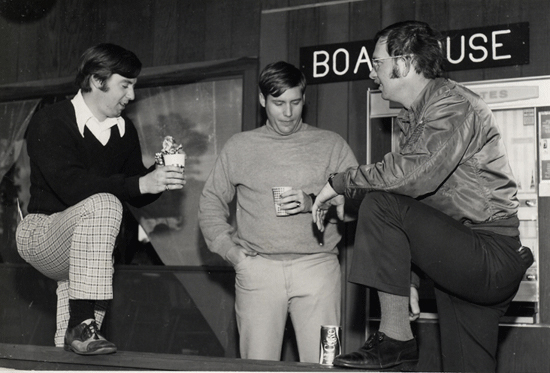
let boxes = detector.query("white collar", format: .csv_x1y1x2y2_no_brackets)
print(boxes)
71,90,125,145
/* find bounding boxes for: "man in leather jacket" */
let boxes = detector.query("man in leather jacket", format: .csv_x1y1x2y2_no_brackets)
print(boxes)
312,21,533,372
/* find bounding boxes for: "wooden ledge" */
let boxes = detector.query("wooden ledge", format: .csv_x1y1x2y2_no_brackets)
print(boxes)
0,343,344,371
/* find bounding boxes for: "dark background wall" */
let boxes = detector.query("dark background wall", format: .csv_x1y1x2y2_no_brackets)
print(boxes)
0,0,261,83
1,0,549,159
1,0,548,83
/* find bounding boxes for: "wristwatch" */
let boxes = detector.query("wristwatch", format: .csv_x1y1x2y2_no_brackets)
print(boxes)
327,173,338,188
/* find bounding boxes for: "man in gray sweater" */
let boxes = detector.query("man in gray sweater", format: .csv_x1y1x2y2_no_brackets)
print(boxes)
199,61,358,363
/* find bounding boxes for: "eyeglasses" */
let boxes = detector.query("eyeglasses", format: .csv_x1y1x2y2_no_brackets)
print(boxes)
371,55,412,72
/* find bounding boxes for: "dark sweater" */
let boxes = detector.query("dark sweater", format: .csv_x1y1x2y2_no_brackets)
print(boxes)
26,99,158,214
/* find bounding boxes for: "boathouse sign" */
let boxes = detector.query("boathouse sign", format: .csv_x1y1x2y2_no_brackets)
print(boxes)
300,22,529,84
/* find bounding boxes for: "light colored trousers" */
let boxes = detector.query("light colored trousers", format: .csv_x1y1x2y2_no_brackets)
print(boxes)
234,252,341,363
16,193,122,347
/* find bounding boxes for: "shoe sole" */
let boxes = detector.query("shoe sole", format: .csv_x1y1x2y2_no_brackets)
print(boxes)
64,344,117,355
334,358,418,370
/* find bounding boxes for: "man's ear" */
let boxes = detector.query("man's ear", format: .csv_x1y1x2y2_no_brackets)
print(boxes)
90,75,104,91
399,58,412,78
259,92,266,108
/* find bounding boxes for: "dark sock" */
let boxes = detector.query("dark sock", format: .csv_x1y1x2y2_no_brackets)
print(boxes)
378,291,414,341
68,299,95,329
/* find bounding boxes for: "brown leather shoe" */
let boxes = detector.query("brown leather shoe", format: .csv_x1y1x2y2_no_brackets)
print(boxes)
333,331,418,369
64,319,117,355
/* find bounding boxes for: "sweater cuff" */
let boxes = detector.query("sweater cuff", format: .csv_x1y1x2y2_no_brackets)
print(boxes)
126,175,143,198
211,234,238,263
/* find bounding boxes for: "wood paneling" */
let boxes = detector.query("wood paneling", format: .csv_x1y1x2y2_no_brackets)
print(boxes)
0,0,261,85
152,0,179,66
1,0,548,84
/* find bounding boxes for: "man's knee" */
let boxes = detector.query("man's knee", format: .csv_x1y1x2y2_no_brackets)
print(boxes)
359,191,396,217
82,193,123,226
85,193,122,213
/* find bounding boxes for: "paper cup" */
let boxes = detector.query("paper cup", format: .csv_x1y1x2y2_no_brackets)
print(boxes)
163,153,186,167
272,186,292,216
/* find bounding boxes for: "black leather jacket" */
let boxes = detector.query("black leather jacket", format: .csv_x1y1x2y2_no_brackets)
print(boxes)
333,78,519,236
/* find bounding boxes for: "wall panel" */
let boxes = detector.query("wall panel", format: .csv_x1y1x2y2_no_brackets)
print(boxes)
0,17,20,84
35,4,60,80
446,0,486,83
520,0,550,78
106,0,155,67
177,0,206,64
152,0,179,66
316,5,349,137
204,0,232,61
260,11,289,66
291,7,320,127
414,0,448,32
230,0,261,59
1,0,547,87
381,0,415,27
16,21,41,82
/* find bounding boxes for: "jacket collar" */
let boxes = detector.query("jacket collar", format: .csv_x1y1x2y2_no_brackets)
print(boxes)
397,78,449,131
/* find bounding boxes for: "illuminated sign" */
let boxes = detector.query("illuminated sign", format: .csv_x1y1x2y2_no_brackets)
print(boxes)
468,85,539,104
300,22,529,84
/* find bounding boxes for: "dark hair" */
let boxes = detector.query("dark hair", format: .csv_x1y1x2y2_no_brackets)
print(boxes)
375,21,444,79
259,61,307,98
75,43,142,92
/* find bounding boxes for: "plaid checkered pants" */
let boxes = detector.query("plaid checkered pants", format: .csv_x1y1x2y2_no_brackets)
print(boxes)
16,193,123,347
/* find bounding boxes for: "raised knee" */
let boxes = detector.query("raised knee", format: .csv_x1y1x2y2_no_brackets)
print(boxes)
363,191,386,202
361,191,391,209
84,193,123,221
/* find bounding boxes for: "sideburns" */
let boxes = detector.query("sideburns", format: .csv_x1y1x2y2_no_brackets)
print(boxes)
390,66,401,79
390,60,411,79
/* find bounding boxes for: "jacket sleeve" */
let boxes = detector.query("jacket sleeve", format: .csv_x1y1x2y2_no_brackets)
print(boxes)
198,147,240,261
334,95,478,200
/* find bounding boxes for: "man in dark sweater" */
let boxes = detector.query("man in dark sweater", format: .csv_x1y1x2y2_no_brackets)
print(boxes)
16,43,185,355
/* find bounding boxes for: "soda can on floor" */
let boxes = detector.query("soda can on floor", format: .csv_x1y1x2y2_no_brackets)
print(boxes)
319,325,342,365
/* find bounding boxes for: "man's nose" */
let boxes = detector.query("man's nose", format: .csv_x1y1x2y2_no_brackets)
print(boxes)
369,68,377,80
283,104,292,117
127,87,135,101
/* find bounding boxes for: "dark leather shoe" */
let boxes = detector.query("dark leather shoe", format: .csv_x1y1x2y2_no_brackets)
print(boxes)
333,331,418,369
64,319,117,355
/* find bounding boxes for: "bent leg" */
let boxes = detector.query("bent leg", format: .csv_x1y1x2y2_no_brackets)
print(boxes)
351,192,526,304
16,193,122,344
68,193,122,300
350,191,529,370
435,287,509,372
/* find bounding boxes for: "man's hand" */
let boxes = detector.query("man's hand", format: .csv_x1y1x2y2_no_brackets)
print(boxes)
139,165,186,194
278,189,314,215
226,245,258,267
311,182,341,232
409,286,420,321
